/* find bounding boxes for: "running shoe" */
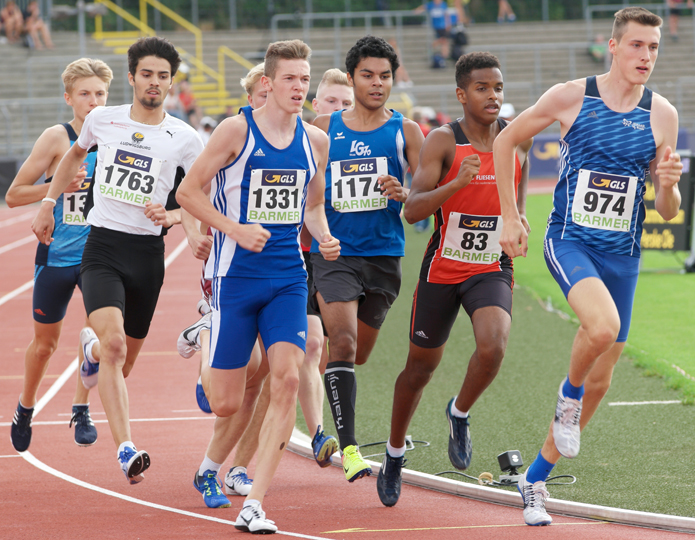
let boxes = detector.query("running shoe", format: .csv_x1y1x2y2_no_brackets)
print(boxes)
196,298,211,316
177,312,212,359
376,451,406,507
225,466,253,496
553,378,582,458
193,469,231,508
341,445,372,482
235,502,277,534
311,425,338,468
517,471,552,526
196,380,212,414
79,327,100,389
118,445,150,484
70,405,97,446
445,397,472,470
10,400,33,452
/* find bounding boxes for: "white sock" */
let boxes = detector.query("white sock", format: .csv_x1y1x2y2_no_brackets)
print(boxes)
198,456,222,476
197,376,203,385
244,498,261,508
117,441,136,457
386,440,406,458
450,400,469,418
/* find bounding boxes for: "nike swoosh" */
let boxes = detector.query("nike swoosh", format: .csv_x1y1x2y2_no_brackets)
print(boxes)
182,322,204,342
344,465,350,474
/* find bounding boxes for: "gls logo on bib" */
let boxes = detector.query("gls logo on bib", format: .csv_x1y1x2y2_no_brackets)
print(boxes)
350,141,371,156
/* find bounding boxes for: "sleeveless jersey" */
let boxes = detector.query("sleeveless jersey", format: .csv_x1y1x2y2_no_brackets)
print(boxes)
77,104,204,236
546,76,656,257
35,123,95,267
206,106,316,280
420,119,521,284
310,109,408,257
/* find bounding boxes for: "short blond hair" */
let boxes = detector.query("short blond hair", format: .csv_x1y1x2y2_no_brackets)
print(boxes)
316,68,349,97
62,58,113,94
264,39,311,80
612,7,662,43
240,62,265,96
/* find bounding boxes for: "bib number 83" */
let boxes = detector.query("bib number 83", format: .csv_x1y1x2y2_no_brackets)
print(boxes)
461,232,488,251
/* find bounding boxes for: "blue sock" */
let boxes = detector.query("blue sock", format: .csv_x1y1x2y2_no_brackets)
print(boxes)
562,376,584,401
526,451,556,484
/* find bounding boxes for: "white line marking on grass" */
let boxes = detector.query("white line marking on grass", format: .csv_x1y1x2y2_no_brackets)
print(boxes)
0,211,34,228
0,279,33,307
0,234,35,255
608,400,682,406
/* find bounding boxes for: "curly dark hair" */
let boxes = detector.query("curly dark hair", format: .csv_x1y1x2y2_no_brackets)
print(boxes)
128,36,181,78
345,36,399,79
455,52,501,90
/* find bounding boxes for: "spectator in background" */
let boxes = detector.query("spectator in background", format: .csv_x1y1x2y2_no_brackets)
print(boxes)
178,79,202,128
1,1,23,44
388,38,413,87
589,34,607,63
23,1,53,49
668,0,693,41
497,0,516,23
164,83,186,121
197,116,217,146
415,0,450,68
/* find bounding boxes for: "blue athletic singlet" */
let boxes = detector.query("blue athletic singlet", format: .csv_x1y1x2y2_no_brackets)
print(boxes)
207,106,316,280
35,123,95,267
310,109,408,257
546,76,656,257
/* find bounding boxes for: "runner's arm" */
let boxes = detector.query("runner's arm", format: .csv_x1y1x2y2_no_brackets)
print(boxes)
650,97,682,221
516,137,533,234
181,208,212,260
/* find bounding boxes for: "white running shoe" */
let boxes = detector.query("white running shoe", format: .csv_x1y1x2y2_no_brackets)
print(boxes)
177,311,212,359
225,466,253,496
517,471,552,526
196,298,211,316
553,378,582,458
235,503,277,534
79,327,100,389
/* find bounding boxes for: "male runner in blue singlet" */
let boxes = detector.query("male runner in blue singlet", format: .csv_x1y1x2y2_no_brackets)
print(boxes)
493,7,683,526
310,36,424,482
7,58,112,452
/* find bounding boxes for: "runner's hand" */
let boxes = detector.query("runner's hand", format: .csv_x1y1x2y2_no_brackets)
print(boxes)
655,146,683,190
144,202,174,227
188,233,213,260
499,217,528,258
378,175,407,202
64,163,88,194
520,214,531,235
235,223,271,252
31,203,55,245
318,233,340,261
453,154,481,190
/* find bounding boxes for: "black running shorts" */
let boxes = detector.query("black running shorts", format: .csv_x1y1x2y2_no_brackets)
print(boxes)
310,253,401,330
410,269,513,349
80,226,165,339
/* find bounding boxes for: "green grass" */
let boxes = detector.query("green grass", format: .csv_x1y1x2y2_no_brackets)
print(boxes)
297,198,695,517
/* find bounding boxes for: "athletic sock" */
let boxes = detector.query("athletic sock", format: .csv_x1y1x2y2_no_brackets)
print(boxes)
450,399,469,418
198,456,222,476
386,441,406,458
562,376,584,401
324,361,357,450
18,398,34,413
525,450,556,484
244,498,261,509
117,440,136,457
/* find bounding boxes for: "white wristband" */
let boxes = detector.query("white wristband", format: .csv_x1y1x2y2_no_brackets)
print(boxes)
42,197,57,206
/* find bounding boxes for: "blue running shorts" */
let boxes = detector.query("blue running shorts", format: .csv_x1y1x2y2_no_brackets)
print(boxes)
209,276,308,370
543,238,639,343
33,264,82,324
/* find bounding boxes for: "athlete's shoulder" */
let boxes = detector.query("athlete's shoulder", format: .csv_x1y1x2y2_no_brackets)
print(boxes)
91,104,127,121
312,113,332,133
650,91,677,118
402,116,425,141
544,78,586,104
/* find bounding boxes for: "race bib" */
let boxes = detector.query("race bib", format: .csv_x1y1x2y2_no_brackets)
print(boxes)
247,168,306,224
62,183,89,226
441,212,503,265
571,169,637,232
331,157,388,213
98,147,162,207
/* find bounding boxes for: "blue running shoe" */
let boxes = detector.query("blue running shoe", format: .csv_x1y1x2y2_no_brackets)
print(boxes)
196,381,212,414
118,445,150,484
70,405,97,446
445,397,472,470
79,327,99,389
10,400,33,452
311,425,338,468
194,469,231,508
377,451,406,507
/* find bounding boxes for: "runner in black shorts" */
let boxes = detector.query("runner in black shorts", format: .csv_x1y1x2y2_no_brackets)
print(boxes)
32,37,204,484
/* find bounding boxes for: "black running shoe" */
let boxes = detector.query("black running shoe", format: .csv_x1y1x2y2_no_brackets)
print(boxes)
446,397,472,470
70,405,97,447
10,400,33,452
377,451,406,507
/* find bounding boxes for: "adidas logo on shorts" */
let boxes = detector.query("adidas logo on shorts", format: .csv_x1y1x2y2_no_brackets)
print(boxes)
254,148,265,157
297,331,306,340
415,330,428,339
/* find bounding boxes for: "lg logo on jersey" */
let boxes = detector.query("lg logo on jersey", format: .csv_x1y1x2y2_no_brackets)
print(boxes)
349,140,371,156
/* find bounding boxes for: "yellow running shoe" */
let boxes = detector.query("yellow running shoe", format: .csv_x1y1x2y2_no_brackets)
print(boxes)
341,445,372,482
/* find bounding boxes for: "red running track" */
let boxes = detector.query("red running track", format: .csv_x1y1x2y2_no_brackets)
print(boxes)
0,205,688,539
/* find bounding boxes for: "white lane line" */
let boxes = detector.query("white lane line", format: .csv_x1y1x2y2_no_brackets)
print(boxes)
608,400,682,407
0,279,33,307
0,234,35,255
0,454,23,458
0,416,214,428
0,211,34,228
